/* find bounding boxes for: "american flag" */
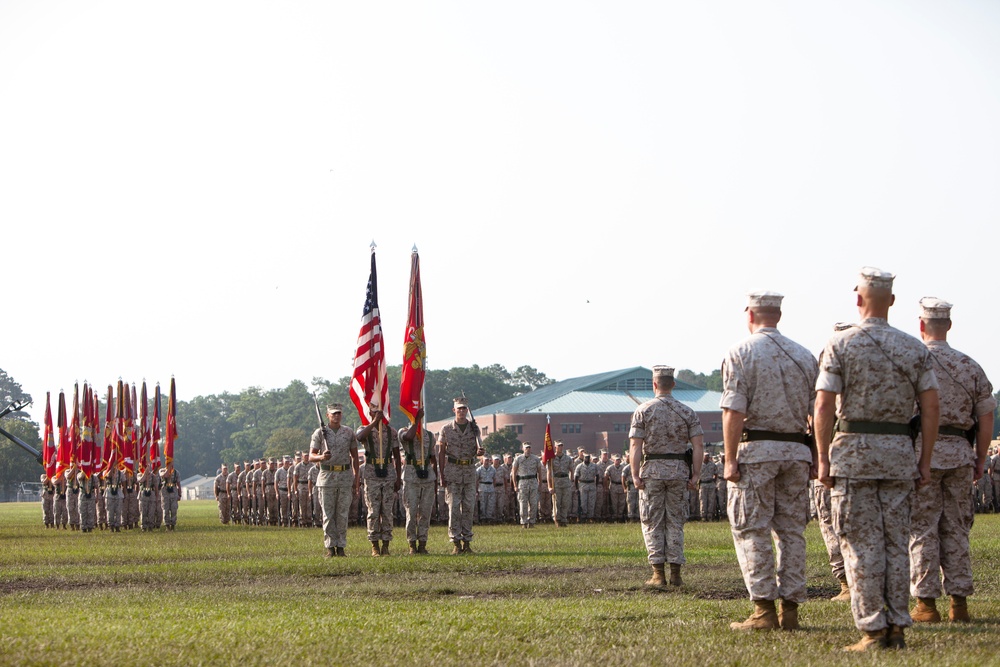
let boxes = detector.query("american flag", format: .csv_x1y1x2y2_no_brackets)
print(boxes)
350,247,389,426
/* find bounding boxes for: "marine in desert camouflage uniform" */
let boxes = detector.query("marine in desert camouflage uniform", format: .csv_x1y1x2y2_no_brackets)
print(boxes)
548,442,574,526
815,267,939,652
215,464,230,525
310,403,360,557
721,290,818,631
630,366,704,588
438,397,483,553
909,298,995,624
399,410,437,554
357,407,402,556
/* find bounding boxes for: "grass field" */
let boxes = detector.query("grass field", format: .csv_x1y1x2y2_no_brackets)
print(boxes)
2,501,999,666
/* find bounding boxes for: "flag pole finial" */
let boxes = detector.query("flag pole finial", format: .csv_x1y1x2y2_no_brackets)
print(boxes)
412,244,418,253
370,239,377,251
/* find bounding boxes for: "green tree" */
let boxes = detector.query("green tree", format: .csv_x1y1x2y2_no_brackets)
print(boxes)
676,369,723,392
482,427,521,457
264,427,310,459
0,368,31,416
0,417,42,500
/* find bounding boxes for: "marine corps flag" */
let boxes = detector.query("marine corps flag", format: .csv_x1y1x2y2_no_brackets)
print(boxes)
80,384,95,479
398,247,426,425
165,377,177,467
150,383,162,470
42,392,55,481
102,385,117,477
54,390,71,481
349,245,389,426
542,415,555,466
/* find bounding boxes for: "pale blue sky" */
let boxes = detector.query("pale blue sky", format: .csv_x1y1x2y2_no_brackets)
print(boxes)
3,1,998,424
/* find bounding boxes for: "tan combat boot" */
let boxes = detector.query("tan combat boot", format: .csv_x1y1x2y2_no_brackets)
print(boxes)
911,597,941,623
380,540,390,556
451,540,463,555
885,625,905,649
729,600,779,631
323,547,334,558
669,563,683,587
462,540,474,554
408,541,418,556
831,577,851,602
778,600,799,631
371,540,381,557
645,564,666,587
843,629,887,652
949,595,970,622
417,540,428,554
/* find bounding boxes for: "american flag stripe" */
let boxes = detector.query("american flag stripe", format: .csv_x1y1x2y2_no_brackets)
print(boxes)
349,249,389,426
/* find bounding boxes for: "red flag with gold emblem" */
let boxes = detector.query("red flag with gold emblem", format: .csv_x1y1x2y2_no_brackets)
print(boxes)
80,384,95,479
165,377,177,467
42,392,56,480
542,416,555,465
150,383,162,470
398,247,427,426
54,390,71,481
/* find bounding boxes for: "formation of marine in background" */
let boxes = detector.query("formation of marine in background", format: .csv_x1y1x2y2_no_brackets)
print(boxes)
36,377,181,532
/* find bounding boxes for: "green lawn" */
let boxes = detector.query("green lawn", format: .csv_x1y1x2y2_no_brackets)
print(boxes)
1,501,999,666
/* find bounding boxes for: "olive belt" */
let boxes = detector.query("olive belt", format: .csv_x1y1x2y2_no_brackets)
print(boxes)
320,464,350,472
836,420,911,436
447,457,473,465
741,429,808,444
644,453,686,461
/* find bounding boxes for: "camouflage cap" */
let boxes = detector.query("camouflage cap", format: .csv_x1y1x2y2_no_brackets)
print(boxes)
453,397,469,407
327,403,344,414
746,290,783,310
652,365,674,380
854,266,894,291
919,296,952,320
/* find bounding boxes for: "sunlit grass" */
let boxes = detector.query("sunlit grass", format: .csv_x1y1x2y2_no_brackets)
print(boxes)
1,501,999,666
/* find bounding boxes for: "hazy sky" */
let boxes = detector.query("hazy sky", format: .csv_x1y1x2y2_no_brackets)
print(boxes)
3,1,999,425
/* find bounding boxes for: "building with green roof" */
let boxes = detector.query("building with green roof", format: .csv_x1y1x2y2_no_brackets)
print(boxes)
427,367,723,456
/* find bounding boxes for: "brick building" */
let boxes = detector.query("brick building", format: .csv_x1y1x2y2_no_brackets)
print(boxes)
426,367,724,456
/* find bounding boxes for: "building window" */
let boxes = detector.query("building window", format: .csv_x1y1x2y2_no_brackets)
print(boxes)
561,423,582,434
613,423,630,433
711,422,723,431
506,424,523,435
480,426,488,436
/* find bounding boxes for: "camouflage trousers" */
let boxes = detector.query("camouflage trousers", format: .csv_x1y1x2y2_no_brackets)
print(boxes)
278,489,290,526
728,460,809,603
578,483,596,521
105,494,121,528
699,482,717,520
217,493,230,524
609,487,626,521
297,486,312,526
266,489,278,525
364,478,395,542
832,477,913,632
403,480,436,542
627,487,639,519
552,480,573,524
518,480,539,526
909,466,974,598
42,495,53,526
539,486,552,520
639,478,687,565
446,479,476,542
319,483,352,549
595,486,608,520
68,491,80,527
813,482,845,581
478,486,496,521
79,494,96,531
140,490,156,528
96,493,107,527
162,492,179,528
